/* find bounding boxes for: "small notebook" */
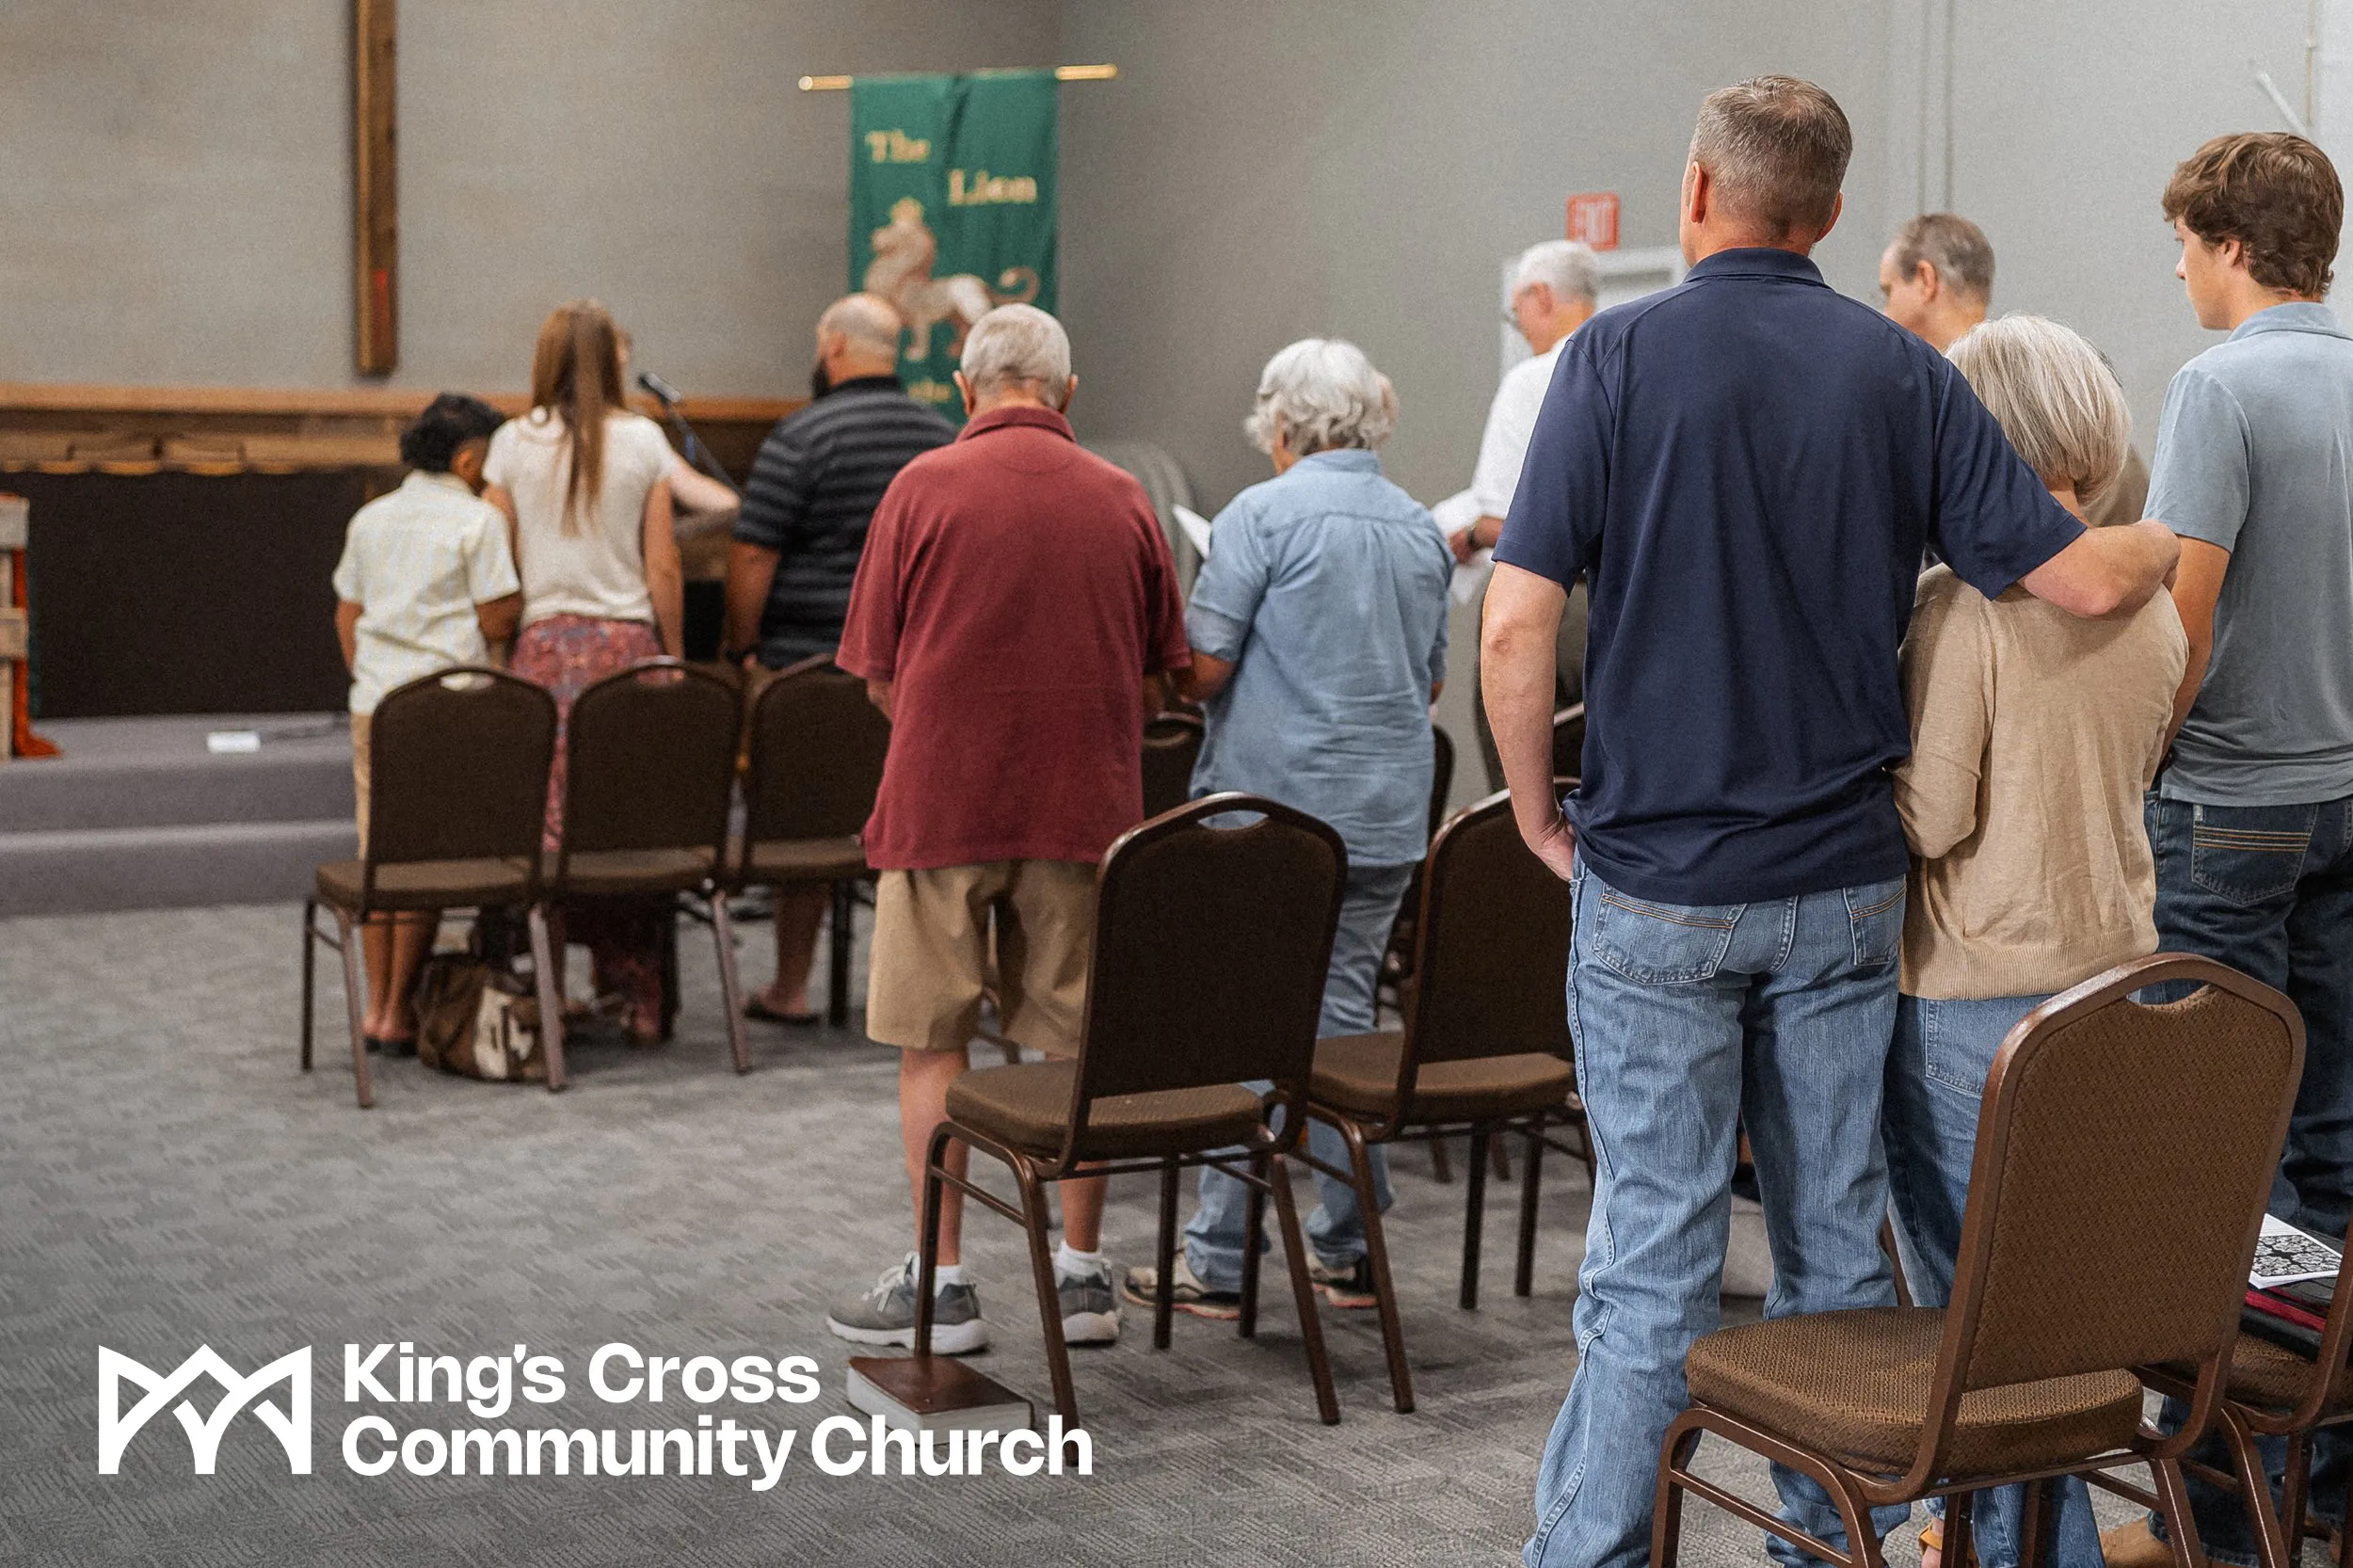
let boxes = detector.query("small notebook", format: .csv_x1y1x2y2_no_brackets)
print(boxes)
846,1355,1033,1432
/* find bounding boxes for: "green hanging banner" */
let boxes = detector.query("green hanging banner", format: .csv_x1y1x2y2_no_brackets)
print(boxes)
848,71,1059,424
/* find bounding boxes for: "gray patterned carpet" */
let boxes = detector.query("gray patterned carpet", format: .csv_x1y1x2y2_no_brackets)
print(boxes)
2,901,1974,1567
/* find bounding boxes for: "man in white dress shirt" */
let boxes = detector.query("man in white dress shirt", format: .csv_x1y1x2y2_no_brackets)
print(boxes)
1459,239,1598,788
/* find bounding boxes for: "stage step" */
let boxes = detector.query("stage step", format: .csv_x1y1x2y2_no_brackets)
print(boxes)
0,713,352,832
0,817,357,918
0,712,356,916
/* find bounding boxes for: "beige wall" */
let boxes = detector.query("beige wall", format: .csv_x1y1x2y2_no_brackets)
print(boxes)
0,1,1058,395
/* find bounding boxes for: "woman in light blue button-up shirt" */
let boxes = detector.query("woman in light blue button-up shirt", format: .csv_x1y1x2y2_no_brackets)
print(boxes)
1123,338,1452,1317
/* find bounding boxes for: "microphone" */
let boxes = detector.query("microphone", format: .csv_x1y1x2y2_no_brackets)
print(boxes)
637,370,683,407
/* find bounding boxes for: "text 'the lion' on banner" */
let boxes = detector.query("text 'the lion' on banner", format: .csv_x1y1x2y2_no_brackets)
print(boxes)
850,72,1058,424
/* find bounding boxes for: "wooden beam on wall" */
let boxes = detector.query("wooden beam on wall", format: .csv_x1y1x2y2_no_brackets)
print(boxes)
352,0,397,375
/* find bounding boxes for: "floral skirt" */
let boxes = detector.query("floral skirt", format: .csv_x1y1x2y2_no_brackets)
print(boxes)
511,615,667,1032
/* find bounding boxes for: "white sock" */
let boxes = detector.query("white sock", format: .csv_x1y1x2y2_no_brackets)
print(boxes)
1054,1241,1105,1279
931,1263,966,1288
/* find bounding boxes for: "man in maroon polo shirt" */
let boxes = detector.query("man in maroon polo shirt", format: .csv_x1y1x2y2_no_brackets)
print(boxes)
824,304,1192,1355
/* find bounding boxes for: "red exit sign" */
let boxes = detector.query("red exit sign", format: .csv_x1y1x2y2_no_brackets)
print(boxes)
1566,191,1620,250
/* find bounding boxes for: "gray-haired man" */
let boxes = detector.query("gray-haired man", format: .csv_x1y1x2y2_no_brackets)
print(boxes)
1880,214,2150,528
1461,239,1600,789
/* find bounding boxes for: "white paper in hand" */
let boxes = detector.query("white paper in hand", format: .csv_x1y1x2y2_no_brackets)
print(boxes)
1174,504,1213,559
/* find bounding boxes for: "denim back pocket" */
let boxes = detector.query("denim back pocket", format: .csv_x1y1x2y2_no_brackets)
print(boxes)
1844,877,1907,970
2190,802,2319,905
1591,888,1741,984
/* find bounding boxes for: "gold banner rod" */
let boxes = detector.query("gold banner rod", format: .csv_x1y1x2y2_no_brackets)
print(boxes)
797,63,1116,92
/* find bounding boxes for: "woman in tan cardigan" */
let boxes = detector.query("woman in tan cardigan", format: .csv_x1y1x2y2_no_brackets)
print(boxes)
1890,315,2187,1568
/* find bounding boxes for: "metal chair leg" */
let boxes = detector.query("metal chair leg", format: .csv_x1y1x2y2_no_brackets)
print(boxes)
1155,1158,1178,1351
1338,1115,1413,1414
827,879,855,1029
709,890,752,1074
1492,1136,1513,1183
1515,1126,1544,1298
2220,1406,2293,1568
1462,1127,1490,1310
1015,1161,1080,1423
333,907,373,1110
528,904,567,1093
2152,1455,2210,1568
300,898,318,1071
914,1126,951,1356
1651,1418,1705,1568
1428,1137,1454,1184
1265,1152,1340,1425
1240,1151,1266,1340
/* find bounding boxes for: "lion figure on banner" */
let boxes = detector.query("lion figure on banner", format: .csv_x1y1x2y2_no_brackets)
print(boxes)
865,197,1041,362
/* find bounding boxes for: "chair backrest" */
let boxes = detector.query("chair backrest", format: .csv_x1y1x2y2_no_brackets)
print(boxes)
1401,790,1577,1077
1551,704,1585,779
1141,712,1205,822
364,666,556,882
1427,724,1456,841
1062,793,1347,1159
557,659,741,868
742,654,891,847
1913,955,2303,1480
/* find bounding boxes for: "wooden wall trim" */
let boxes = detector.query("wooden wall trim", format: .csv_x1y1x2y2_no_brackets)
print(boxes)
0,382,801,424
0,384,805,479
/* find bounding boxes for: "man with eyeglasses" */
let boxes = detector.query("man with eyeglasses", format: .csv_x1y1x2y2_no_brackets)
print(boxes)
1456,239,1600,789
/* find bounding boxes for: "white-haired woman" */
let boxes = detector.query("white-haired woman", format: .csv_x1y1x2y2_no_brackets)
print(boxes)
1122,338,1452,1319
1889,315,2188,1568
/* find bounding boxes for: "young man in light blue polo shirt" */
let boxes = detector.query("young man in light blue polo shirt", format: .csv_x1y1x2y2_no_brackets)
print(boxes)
2106,131,2353,1568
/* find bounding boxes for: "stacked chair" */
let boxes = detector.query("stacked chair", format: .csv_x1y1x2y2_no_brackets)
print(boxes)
302,667,563,1108
1303,790,1590,1414
550,660,750,1073
732,655,893,1030
913,794,1351,1426
1654,955,2306,1568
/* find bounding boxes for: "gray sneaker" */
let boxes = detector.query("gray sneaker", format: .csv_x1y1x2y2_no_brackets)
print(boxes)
1057,1264,1122,1346
824,1254,988,1354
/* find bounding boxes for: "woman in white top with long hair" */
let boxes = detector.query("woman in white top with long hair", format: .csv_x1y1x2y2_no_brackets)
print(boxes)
485,298,683,1044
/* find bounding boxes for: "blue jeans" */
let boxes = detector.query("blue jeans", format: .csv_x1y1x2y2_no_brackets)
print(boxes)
1527,856,1912,1568
2144,792,2353,1565
1186,861,1412,1288
1885,992,2105,1568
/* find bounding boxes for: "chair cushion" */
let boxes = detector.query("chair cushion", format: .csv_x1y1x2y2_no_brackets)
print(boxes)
2154,1334,2353,1415
737,836,870,887
946,1060,1265,1161
1310,1032,1576,1122
557,846,716,896
1686,1306,2145,1477
315,856,536,912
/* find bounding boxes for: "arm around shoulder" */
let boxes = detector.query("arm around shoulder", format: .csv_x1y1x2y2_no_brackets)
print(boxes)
2019,519,2179,618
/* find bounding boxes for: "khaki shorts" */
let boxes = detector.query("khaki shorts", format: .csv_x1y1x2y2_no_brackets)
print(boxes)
867,860,1096,1058
350,713,372,854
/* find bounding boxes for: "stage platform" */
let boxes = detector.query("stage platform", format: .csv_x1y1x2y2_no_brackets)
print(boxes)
0,712,354,918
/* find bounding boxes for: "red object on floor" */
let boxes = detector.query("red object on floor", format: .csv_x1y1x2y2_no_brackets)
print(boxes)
5,497,58,760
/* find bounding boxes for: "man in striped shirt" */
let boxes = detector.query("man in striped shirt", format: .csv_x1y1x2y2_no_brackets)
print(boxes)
725,293,955,1024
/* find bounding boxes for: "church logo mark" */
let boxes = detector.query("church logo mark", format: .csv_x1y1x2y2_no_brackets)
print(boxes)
97,1345,313,1475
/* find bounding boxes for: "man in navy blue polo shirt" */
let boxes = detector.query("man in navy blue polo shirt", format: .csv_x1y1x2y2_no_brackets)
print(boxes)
1482,77,2180,1568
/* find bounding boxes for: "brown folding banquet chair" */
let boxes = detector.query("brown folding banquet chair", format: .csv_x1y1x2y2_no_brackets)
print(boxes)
1654,955,2306,1568
549,659,748,1072
302,666,561,1108
733,654,891,1029
912,793,1350,1427
1304,788,1590,1414
1140,711,1205,820
2139,1196,2353,1568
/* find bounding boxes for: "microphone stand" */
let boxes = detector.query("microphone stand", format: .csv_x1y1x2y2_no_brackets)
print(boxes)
638,373,738,487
